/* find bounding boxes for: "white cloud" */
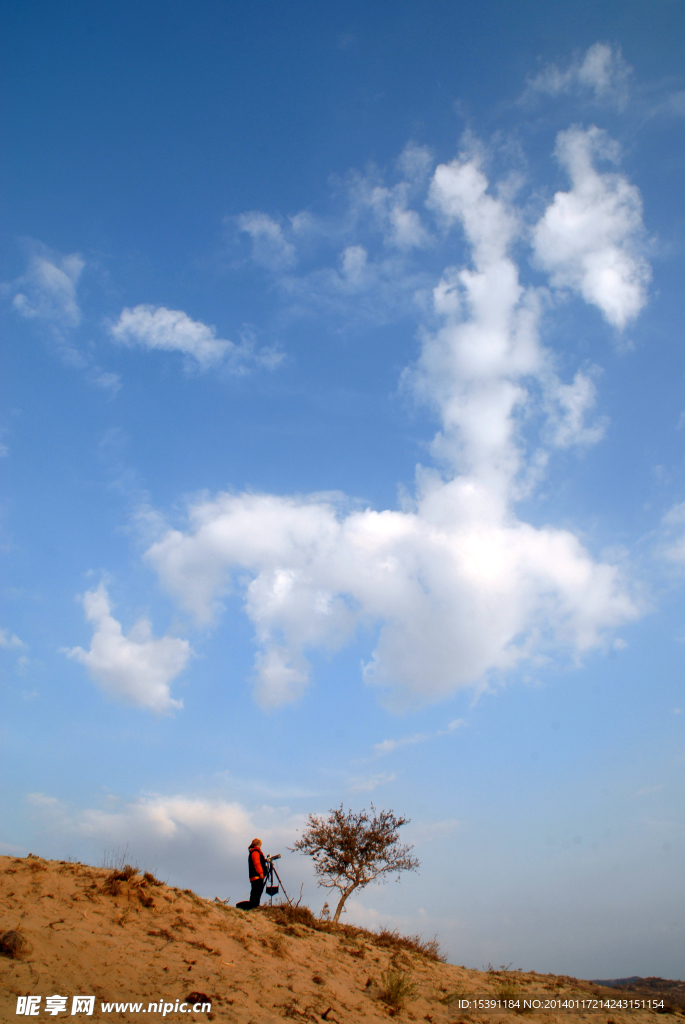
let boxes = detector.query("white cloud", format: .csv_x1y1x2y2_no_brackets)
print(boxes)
532,126,650,329
9,251,83,328
525,43,632,107
28,791,304,897
64,583,191,712
144,150,640,710
109,304,281,373
110,305,231,369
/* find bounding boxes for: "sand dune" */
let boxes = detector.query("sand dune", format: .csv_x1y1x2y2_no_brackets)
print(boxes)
0,854,671,1022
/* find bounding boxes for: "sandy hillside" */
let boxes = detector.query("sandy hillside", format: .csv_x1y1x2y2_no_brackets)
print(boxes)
0,854,677,1023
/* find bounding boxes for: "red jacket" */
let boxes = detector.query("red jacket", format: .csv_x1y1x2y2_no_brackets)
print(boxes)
248,844,267,881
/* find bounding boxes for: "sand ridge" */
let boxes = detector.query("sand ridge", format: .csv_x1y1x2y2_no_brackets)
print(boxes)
0,855,672,1022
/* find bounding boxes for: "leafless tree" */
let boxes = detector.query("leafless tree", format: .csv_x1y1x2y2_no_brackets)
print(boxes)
291,804,419,923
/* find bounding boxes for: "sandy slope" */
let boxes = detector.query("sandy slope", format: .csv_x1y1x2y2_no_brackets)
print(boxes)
0,855,673,1023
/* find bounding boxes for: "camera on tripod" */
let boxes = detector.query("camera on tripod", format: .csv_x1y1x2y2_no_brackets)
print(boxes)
265,854,281,896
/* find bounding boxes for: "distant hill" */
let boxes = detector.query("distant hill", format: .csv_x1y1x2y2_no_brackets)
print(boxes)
0,854,676,1022
592,976,685,1011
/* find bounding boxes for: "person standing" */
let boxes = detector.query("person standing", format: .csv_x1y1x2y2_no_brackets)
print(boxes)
248,838,267,908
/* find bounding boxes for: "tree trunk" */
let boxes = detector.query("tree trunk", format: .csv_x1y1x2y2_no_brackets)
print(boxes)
332,883,359,923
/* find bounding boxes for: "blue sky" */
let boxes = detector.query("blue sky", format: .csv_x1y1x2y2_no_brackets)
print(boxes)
1,0,684,979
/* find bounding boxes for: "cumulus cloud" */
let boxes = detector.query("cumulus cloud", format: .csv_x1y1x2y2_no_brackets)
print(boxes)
144,148,641,709
64,583,191,712
9,251,83,328
532,126,650,329
110,304,282,372
28,791,304,897
525,43,632,107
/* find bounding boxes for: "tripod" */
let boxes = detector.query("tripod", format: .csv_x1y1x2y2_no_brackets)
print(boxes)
265,855,292,905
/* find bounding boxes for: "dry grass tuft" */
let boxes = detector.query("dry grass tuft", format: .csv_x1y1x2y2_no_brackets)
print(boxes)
374,927,445,962
378,968,418,1012
262,903,319,929
100,863,138,896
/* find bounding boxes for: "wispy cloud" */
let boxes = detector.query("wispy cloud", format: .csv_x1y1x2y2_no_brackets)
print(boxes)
4,244,124,393
348,772,396,792
8,250,84,328
523,43,632,108
0,628,26,650
227,145,438,328
236,212,297,270
374,719,466,756
634,784,664,797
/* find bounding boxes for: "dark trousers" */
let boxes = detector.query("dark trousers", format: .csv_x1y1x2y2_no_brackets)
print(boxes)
249,878,264,908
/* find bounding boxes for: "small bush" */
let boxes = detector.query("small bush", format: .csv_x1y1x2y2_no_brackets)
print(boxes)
378,969,418,1011
144,871,163,886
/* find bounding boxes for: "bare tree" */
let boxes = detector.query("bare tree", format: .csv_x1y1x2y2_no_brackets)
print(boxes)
291,804,419,923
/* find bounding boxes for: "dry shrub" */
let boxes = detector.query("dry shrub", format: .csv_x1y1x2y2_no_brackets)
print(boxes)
378,969,418,1012
375,927,445,962
497,978,521,1001
496,976,534,1014
144,871,163,886
0,930,31,959
101,863,139,895
262,904,319,929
